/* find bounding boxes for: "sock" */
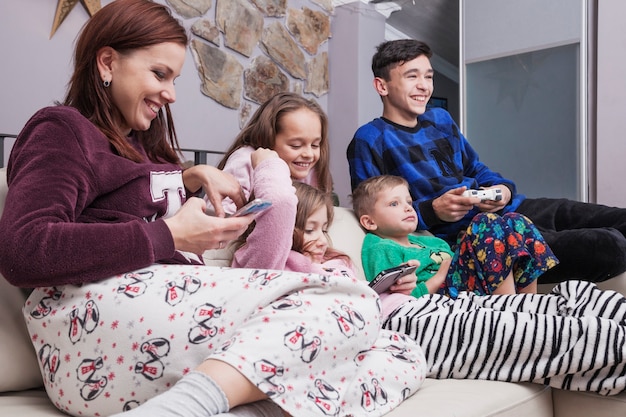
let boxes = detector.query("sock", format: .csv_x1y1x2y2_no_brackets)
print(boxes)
110,371,229,417
217,399,285,417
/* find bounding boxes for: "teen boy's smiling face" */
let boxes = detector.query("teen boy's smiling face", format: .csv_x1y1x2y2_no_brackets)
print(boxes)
375,55,434,127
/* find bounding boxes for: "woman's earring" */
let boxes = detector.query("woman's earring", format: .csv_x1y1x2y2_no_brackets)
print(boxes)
103,79,111,88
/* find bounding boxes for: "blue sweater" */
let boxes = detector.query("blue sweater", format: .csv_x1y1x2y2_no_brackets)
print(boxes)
347,108,526,244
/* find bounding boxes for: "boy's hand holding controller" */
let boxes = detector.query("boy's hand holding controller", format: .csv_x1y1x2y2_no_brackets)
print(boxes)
464,186,510,213
432,186,509,222
433,187,477,222
462,188,502,201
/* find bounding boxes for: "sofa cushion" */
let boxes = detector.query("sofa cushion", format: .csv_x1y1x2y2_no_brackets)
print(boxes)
0,168,43,392
552,388,626,417
0,389,63,416
391,379,553,417
328,206,367,280
0,276,43,393
0,380,554,417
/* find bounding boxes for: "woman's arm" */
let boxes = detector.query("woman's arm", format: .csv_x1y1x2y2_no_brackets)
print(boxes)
0,109,168,287
182,164,246,217
0,107,253,287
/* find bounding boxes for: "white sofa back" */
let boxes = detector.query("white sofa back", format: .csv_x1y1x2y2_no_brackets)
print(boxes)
0,168,45,392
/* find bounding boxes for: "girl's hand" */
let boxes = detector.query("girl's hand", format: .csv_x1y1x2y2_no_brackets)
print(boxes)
389,260,419,295
250,148,279,168
164,197,254,254
182,165,246,217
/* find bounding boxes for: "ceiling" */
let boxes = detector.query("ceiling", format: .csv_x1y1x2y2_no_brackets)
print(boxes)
383,0,459,69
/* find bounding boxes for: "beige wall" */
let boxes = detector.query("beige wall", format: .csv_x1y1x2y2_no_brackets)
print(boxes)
2,1,625,209
596,0,626,207
0,0,327,168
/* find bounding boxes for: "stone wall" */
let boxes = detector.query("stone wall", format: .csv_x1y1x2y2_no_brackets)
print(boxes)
167,0,332,128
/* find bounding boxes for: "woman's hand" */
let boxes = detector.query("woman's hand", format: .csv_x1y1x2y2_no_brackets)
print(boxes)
182,165,246,217
164,197,254,254
388,260,420,295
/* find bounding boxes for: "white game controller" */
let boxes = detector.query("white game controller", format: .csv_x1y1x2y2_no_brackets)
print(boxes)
462,188,503,201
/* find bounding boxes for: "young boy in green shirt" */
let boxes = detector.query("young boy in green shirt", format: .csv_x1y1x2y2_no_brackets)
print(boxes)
353,175,557,299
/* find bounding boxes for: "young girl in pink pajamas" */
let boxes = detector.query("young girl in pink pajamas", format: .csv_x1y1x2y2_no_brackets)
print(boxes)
0,2,426,417
228,149,426,416
216,92,333,215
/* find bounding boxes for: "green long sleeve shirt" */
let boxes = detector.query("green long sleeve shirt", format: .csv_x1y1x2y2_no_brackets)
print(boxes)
361,233,453,299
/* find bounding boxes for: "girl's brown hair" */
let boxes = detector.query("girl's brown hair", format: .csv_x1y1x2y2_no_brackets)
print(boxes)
232,182,349,264
64,0,188,164
217,92,333,194
292,182,348,263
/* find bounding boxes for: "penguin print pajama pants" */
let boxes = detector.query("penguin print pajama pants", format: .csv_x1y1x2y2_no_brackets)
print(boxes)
24,264,427,417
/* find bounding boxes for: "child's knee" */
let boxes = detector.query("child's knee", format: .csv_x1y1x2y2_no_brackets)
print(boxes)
502,212,532,225
471,212,498,226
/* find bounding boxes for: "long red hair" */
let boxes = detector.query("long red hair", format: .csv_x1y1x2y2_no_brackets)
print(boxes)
64,0,188,164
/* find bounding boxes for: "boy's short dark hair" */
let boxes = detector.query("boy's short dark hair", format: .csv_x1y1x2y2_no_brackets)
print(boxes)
352,175,409,220
371,39,433,80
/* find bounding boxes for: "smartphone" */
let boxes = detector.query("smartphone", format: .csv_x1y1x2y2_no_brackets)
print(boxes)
232,198,272,217
368,264,417,294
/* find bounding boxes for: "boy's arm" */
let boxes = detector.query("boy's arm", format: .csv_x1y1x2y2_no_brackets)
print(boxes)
460,133,516,202
361,235,404,281
362,234,430,297
411,283,430,298
347,133,383,191
424,258,450,294
410,110,517,227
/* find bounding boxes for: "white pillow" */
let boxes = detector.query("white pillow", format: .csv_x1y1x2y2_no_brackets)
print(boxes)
0,168,44,391
0,275,43,392
328,206,367,281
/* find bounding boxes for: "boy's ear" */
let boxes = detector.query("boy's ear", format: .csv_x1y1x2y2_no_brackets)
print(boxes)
373,77,388,97
359,214,378,232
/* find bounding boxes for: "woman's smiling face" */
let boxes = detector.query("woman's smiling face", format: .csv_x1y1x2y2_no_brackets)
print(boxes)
107,42,185,134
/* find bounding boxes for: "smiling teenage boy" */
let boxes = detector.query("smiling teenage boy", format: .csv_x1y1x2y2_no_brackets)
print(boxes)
347,39,626,284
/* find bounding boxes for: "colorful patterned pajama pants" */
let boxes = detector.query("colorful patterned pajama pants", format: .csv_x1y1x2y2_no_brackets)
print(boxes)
384,280,626,395
445,212,558,296
24,265,426,417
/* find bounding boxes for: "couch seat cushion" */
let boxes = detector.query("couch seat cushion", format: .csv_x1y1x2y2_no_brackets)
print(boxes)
390,379,553,417
0,389,63,417
552,389,626,417
1,380,554,417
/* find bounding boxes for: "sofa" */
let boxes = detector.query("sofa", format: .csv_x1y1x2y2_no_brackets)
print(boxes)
1,166,625,417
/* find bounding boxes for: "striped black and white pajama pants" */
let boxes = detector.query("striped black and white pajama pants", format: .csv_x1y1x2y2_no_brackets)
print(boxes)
383,280,626,395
